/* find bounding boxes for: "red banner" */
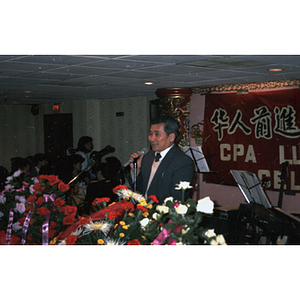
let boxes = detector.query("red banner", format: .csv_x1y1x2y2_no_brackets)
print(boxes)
202,88,300,192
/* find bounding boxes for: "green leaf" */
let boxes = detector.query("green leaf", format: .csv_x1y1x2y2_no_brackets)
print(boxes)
163,222,177,231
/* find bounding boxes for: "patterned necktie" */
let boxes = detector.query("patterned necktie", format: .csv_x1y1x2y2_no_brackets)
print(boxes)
155,152,161,162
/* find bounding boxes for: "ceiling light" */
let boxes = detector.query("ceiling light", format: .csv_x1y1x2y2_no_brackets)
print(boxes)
144,82,154,85
22,90,34,93
268,68,283,72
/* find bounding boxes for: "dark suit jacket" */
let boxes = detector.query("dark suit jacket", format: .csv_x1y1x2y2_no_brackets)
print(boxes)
130,145,194,204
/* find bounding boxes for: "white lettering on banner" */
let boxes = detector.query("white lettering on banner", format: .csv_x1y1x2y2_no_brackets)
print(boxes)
273,170,284,189
258,170,271,180
220,144,257,162
211,105,300,141
257,170,300,191
220,144,231,161
279,145,300,165
291,171,300,190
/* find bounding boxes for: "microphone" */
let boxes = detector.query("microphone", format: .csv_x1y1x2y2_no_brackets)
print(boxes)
123,147,149,168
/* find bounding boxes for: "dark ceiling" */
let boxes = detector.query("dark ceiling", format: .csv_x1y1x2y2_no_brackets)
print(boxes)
1,55,300,105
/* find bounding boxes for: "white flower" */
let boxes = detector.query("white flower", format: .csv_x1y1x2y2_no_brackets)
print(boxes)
152,212,159,220
140,218,149,228
156,205,169,214
0,195,6,204
175,181,192,190
15,195,26,203
118,189,146,204
12,221,22,231
4,184,13,191
163,197,173,205
0,211,4,218
83,221,112,236
12,170,22,177
105,238,126,245
14,202,26,214
71,227,83,236
29,185,35,194
216,234,227,245
196,196,214,214
204,229,216,238
175,204,188,215
176,242,185,245
5,176,13,183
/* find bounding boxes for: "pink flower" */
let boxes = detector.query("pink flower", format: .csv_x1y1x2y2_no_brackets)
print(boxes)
14,202,26,214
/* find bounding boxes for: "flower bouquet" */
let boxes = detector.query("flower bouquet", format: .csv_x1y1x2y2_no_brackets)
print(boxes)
55,182,226,245
0,171,75,245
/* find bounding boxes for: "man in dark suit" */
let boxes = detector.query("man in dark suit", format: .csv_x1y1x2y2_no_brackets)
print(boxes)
129,115,194,204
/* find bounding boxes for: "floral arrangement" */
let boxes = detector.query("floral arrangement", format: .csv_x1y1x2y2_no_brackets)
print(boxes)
0,171,74,245
55,182,226,245
0,170,225,245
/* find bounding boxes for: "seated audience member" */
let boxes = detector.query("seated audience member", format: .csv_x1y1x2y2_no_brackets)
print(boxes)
10,157,31,177
64,154,90,211
30,153,49,177
0,166,9,192
75,136,94,171
84,156,123,213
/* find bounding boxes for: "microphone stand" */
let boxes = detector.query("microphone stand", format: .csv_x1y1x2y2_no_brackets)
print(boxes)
133,158,138,192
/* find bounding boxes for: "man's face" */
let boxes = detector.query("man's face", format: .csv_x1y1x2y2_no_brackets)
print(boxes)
148,123,175,152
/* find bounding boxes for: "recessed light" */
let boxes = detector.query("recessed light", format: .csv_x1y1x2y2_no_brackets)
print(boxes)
268,68,283,72
144,82,154,85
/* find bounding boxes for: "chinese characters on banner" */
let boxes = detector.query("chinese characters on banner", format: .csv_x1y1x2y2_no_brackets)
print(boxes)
202,88,300,192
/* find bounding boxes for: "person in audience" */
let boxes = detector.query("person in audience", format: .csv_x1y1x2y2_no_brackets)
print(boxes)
84,156,123,213
75,136,94,171
64,154,90,211
128,115,194,204
30,153,49,177
10,157,31,177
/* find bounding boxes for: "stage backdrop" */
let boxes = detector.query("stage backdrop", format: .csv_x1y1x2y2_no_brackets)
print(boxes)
202,88,300,192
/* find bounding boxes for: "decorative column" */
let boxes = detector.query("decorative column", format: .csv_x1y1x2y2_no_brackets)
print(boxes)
155,88,192,147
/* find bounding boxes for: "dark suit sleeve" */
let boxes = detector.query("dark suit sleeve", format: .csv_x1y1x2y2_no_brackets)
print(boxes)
168,154,195,201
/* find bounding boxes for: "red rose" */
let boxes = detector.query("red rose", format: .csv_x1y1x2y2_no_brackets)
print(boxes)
26,204,35,212
48,229,56,238
63,205,77,215
58,181,70,192
127,239,141,245
46,175,60,186
107,210,120,220
112,185,128,194
36,196,45,206
36,207,50,216
27,195,37,202
49,221,57,229
63,214,76,225
137,205,148,213
37,175,49,181
33,182,47,194
148,195,159,203
66,235,77,245
53,198,66,207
